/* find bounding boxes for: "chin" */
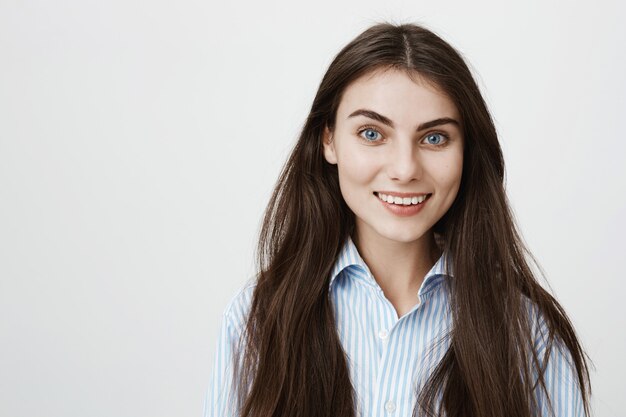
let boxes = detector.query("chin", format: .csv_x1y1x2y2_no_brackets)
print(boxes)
379,227,429,244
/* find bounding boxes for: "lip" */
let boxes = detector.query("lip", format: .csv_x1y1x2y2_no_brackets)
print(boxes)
375,192,431,217
374,191,431,198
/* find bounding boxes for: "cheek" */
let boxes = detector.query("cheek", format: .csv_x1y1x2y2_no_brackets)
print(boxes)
427,151,463,190
337,148,379,186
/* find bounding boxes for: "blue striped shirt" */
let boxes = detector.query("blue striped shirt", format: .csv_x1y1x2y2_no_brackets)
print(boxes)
203,235,585,416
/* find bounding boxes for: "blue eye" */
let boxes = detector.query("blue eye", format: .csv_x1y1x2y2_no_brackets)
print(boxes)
358,127,382,142
424,132,448,145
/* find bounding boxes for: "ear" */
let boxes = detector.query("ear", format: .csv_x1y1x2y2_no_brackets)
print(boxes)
322,126,338,165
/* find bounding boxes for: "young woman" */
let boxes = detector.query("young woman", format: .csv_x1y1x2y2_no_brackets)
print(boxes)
203,22,593,417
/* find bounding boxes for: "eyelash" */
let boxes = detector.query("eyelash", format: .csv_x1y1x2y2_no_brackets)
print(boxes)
356,125,451,147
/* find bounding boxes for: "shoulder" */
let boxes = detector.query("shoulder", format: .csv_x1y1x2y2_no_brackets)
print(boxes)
205,279,257,417
519,294,557,362
520,294,578,376
520,295,587,415
523,296,569,357
521,294,547,335
221,277,257,334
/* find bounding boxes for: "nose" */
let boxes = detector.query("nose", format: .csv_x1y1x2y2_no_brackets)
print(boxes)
386,138,423,183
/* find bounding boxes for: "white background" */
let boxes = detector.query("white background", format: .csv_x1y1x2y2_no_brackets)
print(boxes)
1,1,624,416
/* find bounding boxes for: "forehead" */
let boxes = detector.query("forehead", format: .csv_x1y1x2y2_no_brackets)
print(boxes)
337,68,460,123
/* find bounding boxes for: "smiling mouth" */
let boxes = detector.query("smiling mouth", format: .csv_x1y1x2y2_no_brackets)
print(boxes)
373,191,432,206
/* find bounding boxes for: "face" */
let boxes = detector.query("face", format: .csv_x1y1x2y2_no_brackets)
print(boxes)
322,68,464,245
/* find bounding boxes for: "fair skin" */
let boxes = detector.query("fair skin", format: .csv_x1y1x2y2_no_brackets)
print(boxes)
322,67,464,318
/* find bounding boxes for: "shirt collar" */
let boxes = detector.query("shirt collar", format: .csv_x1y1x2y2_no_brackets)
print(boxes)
329,234,454,296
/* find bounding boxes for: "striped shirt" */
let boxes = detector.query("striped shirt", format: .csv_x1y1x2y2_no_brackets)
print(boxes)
203,235,585,416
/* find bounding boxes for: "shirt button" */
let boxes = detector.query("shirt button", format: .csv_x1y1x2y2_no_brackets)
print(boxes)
378,329,389,340
385,400,396,413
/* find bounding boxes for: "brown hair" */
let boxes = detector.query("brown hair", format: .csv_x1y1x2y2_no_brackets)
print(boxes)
232,21,593,417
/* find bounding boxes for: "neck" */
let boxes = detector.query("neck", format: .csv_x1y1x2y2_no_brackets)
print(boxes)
352,227,441,297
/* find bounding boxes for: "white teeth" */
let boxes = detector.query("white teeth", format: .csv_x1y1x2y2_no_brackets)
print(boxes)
376,192,428,205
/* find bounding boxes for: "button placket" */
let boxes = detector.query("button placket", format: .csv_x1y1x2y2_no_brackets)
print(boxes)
378,328,389,341
385,400,396,413
370,283,401,416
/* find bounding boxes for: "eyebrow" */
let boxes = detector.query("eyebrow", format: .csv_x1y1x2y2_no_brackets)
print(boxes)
347,108,461,131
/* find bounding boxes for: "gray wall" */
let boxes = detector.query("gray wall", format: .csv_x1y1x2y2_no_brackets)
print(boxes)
1,1,624,416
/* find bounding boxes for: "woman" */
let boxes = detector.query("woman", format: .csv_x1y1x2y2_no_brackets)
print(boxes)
203,22,593,417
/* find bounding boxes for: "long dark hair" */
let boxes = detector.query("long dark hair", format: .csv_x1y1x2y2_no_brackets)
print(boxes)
232,22,593,417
